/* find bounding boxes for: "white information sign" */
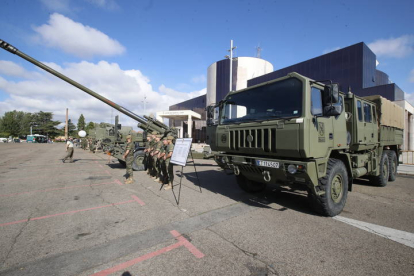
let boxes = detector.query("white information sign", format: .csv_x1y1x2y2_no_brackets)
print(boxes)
171,138,193,166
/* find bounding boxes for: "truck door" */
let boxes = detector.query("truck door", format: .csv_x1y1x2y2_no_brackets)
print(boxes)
356,100,365,144
309,86,333,157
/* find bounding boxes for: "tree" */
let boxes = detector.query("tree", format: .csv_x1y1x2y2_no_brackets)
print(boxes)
86,121,96,134
31,111,61,137
67,119,77,136
0,110,33,137
77,114,86,131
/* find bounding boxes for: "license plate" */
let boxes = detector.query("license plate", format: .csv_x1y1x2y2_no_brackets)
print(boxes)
256,160,279,168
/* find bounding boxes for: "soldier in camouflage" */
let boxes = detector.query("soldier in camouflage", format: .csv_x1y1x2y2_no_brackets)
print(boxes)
143,135,152,172
123,135,134,184
163,135,175,190
156,137,167,184
151,135,162,181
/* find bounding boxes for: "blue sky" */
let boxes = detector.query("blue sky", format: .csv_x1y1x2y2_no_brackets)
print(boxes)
0,0,413,127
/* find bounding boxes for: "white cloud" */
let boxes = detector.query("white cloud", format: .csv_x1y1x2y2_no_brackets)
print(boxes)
40,0,72,13
0,60,205,130
0,61,41,79
368,35,414,58
323,46,341,54
409,69,414,83
33,13,125,59
405,92,414,107
85,0,120,10
191,74,206,84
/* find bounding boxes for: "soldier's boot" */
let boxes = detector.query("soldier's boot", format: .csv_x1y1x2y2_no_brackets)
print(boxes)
125,177,134,184
164,182,173,190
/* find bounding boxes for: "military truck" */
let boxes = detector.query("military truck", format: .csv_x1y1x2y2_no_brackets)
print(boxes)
206,72,403,216
0,39,176,171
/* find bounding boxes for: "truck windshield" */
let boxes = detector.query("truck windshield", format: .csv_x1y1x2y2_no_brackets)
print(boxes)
220,78,303,124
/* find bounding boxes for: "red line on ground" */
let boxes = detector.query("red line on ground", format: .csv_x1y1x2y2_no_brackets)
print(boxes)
131,195,145,206
0,181,117,198
114,179,123,186
170,230,205,258
105,170,111,176
0,173,110,182
91,242,182,276
90,230,204,276
0,195,143,227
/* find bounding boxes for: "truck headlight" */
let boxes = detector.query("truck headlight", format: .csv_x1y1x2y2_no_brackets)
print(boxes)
287,164,297,174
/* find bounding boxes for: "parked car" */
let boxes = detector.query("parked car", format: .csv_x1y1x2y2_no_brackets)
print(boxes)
0,138,8,143
13,139,21,143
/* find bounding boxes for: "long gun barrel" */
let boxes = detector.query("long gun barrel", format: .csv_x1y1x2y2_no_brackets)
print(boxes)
0,39,168,135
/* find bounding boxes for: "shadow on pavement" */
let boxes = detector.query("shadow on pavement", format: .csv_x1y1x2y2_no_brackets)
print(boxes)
176,169,316,216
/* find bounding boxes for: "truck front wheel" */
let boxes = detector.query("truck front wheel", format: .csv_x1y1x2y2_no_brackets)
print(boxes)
309,159,348,217
373,152,389,187
236,174,266,193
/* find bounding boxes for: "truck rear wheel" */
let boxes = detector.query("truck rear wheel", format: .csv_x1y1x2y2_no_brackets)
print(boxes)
132,150,145,171
373,152,389,187
236,174,266,193
309,159,348,217
387,150,397,182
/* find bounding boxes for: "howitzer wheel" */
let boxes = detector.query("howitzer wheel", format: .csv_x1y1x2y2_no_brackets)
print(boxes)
132,150,145,171
308,158,348,217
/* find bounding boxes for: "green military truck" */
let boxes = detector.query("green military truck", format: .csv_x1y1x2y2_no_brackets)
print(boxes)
206,72,404,216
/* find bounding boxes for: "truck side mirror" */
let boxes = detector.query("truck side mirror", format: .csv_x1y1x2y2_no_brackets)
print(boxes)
324,84,339,104
206,105,216,126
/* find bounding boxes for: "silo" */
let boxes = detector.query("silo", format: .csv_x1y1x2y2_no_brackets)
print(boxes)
206,57,273,107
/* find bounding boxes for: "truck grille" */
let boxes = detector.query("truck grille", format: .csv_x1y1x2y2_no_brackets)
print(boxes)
229,128,277,153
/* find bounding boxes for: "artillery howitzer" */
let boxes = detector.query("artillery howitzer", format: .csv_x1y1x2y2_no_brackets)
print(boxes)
0,39,176,170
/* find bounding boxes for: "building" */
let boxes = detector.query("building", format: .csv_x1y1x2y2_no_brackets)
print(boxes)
170,42,413,149
169,57,274,141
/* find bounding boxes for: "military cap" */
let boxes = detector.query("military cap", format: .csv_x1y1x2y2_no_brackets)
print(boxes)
157,134,163,138
167,135,174,140
162,137,167,141
126,135,132,139
152,131,159,135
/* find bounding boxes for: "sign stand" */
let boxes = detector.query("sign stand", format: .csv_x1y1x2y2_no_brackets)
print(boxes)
169,138,202,205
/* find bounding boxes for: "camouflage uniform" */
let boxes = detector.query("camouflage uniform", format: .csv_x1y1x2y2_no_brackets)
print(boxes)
158,139,167,184
152,137,162,180
125,137,134,183
165,141,175,184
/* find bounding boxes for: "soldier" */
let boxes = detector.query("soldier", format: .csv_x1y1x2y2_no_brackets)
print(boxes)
156,137,167,184
62,137,74,163
150,135,162,181
163,135,175,190
147,132,158,176
123,135,134,184
143,135,152,172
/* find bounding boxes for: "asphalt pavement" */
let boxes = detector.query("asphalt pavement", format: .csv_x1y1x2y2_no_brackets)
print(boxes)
0,143,413,276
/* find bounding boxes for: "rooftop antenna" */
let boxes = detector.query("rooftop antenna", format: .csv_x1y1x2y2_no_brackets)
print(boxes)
256,43,262,58
142,94,148,116
225,40,237,92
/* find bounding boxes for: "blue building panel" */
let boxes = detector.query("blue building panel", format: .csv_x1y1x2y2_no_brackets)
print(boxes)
247,42,404,102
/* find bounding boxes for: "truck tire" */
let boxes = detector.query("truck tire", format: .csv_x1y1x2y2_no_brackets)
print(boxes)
387,150,397,182
118,159,126,166
373,152,389,187
236,174,266,193
132,150,145,171
308,159,348,217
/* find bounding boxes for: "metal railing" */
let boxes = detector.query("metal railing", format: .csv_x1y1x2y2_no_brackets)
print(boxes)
400,151,414,165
